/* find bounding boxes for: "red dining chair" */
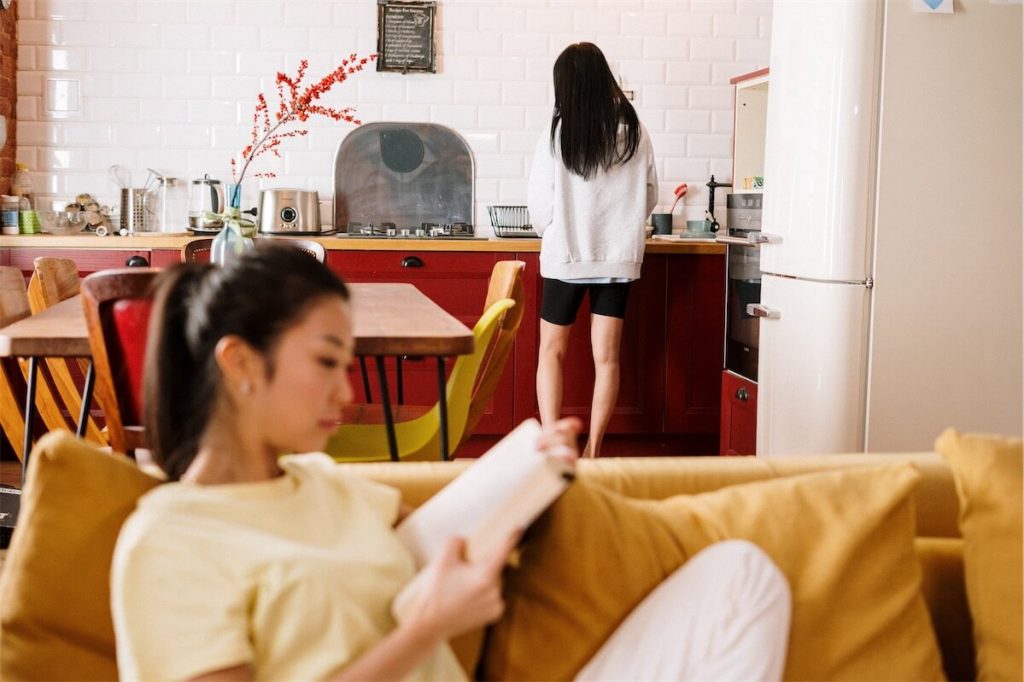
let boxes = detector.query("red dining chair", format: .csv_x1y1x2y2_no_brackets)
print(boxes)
80,268,160,457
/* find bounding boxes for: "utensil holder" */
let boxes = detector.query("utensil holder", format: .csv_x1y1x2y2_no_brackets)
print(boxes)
120,188,147,233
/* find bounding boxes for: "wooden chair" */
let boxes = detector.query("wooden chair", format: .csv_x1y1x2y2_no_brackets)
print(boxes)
182,237,326,263
0,267,65,462
80,268,161,457
339,261,527,452
463,260,526,446
26,257,106,444
324,297,515,462
181,238,214,263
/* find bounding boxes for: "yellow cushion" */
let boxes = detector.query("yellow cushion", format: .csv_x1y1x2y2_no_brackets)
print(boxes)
936,429,1023,681
0,432,161,681
482,464,945,681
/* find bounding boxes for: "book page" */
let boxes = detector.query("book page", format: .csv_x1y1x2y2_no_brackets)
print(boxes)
395,418,573,566
391,419,573,622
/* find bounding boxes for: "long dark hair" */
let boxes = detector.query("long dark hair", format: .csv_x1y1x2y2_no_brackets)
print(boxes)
550,42,640,179
143,244,350,481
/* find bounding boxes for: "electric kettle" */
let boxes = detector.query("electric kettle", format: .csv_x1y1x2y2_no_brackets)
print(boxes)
188,175,225,231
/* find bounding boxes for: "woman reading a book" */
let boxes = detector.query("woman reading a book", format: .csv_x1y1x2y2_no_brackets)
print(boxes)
111,245,791,681
528,42,658,459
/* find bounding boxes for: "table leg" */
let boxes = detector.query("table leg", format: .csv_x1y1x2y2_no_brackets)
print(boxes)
22,357,38,484
437,357,449,461
359,357,372,403
396,356,404,405
76,360,95,438
375,357,399,462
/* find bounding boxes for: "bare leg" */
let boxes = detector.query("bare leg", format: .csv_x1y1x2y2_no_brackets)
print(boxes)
582,313,624,459
537,320,572,426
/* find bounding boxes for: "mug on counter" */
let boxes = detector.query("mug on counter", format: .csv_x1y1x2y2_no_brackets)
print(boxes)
651,213,673,235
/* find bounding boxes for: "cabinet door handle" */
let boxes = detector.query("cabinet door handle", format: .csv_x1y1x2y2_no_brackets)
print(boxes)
401,256,424,268
125,255,149,267
735,387,749,401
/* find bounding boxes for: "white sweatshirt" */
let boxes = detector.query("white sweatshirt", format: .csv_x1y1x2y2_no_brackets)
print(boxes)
527,121,658,280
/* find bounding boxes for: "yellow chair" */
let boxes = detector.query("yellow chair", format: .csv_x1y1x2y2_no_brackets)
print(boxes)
462,260,525,447
0,267,67,462
26,257,106,444
325,297,515,462
340,260,527,448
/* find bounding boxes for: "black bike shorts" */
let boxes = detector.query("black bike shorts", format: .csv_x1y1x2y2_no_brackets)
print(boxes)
540,277,632,326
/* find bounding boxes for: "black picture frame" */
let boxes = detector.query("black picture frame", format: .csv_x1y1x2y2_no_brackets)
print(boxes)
376,0,437,74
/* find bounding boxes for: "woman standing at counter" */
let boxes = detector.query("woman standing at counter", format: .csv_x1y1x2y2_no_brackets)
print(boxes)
528,42,658,458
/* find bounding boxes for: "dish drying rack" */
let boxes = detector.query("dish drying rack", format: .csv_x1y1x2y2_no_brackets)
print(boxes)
487,205,538,238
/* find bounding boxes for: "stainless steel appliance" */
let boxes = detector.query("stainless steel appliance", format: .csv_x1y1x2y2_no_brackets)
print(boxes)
258,189,321,235
333,122,478,238
720,193,763,381
345,221,478,240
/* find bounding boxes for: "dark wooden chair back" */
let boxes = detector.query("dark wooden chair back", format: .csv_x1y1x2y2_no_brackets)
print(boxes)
181,238,214,263
181,237,326,264
80,268,161,456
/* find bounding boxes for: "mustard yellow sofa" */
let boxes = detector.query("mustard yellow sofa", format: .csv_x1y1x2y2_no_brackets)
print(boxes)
352,452,975,681
1,431,1020,681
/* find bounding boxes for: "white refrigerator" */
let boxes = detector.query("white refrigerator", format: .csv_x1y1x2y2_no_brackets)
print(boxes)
755,0,1023,456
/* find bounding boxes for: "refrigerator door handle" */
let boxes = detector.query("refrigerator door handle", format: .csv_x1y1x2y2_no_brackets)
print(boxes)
747,303,781,319
716,233,782,247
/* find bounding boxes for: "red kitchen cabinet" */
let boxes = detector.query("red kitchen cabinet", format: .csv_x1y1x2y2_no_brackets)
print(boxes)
719,370,757,455
150,248,184,268
664,252,726,434
5,248,153,279
513,253,667,433
326,250,519,436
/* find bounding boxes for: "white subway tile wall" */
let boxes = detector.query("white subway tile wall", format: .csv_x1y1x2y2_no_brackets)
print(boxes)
16,0,771,232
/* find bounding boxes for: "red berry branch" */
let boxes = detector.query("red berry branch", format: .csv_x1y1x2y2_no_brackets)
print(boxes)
230,53,378,190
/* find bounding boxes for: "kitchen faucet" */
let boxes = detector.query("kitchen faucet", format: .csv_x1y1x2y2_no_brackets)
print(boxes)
706,174,732,232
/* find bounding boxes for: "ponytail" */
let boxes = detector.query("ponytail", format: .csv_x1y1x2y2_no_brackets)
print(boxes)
143,264,220,481
143,244,350,481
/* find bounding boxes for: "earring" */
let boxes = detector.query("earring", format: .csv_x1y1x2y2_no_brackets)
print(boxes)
240,380,251,395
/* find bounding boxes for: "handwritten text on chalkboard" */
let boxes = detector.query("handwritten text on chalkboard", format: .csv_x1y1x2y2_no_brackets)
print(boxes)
377,1,437,73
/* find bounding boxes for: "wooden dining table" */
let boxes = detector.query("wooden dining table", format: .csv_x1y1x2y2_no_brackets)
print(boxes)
0,282,474,477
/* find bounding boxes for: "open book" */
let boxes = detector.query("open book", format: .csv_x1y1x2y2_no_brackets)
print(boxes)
392,419,574,621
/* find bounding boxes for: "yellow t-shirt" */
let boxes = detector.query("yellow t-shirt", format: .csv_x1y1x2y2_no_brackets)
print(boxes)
111,453,466,682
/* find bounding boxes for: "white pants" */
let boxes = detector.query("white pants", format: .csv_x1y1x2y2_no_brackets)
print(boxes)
575,540,791,682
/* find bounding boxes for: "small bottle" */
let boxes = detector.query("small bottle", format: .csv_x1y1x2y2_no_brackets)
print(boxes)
12,163,39,234
12,163,32,205
1,195,19,236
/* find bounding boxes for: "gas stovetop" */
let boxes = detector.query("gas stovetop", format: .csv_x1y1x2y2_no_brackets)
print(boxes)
343,221,483,239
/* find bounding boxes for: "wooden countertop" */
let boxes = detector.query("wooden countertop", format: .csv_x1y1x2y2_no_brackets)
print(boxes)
0,233,725,255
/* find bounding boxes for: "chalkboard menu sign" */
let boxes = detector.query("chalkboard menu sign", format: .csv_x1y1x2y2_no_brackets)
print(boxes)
377,0,437,74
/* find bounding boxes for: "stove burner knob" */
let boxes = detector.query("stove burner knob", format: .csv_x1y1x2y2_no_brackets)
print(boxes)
280,207,297,223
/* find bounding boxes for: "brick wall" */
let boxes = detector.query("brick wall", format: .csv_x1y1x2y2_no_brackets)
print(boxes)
15,1,771,232
0,0,15,194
